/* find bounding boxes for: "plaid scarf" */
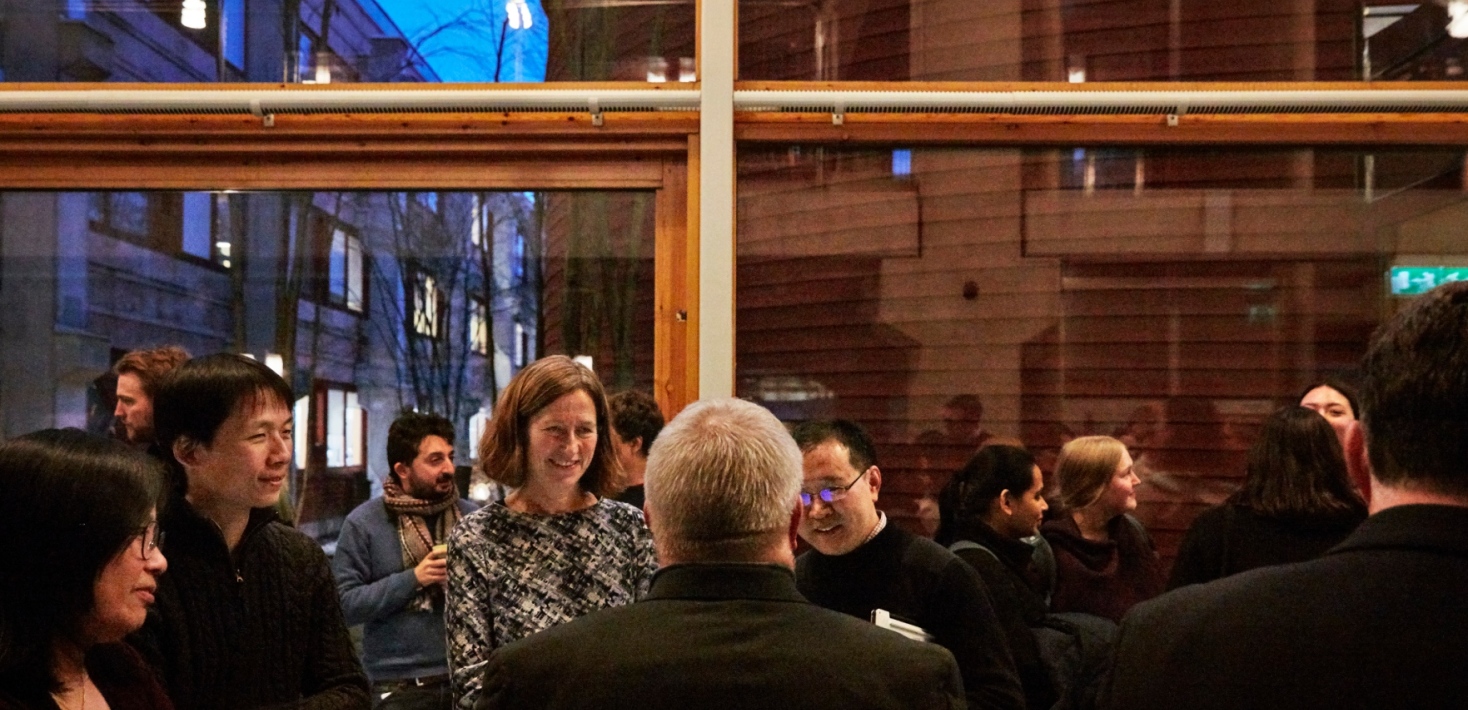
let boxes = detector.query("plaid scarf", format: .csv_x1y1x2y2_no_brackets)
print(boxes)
382,478,462,612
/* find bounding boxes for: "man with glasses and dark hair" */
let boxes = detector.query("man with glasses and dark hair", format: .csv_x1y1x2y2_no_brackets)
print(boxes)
134,353,370,710
792,419,1025,710
473,398,966,710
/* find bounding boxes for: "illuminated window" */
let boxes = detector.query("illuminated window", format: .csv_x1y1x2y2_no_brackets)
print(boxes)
328,228,365,313
470,298,489,355
412,269,444,338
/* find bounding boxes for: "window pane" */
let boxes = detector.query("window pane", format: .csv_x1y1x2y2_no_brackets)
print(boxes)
1,188,653,547
739,1,1459,81
736,144,1468,572
327,388,345,468
1,1,693,83
345,391,363,467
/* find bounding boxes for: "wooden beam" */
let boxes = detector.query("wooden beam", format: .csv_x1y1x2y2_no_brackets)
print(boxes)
655,152,696,419
0,157,668,190
734,113,1468,145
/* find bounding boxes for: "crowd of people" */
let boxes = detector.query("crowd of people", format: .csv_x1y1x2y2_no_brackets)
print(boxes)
3,280,1468,710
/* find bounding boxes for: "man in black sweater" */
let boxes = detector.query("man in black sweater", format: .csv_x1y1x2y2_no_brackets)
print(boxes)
133,354,369,709
792,419,1026,710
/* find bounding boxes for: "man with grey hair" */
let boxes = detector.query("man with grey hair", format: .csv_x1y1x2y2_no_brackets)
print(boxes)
474,398,966,710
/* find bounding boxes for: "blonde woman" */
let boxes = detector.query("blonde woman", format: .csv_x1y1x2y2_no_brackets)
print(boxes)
1040,436,1164,622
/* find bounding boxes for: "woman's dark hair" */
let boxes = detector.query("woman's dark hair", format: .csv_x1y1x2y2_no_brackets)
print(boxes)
0,429,166,697
1228,406,1366,519
1298,374,1361,420
936,445,1036,545
477,355,623,498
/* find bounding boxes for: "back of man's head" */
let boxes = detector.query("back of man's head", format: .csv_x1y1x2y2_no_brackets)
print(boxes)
644,398,802,564
154,353,294,453
1360,281,1468,497
113,345,191,397
609,390,665,457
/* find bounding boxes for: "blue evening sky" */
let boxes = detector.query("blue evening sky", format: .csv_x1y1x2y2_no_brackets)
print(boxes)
377,0,548,83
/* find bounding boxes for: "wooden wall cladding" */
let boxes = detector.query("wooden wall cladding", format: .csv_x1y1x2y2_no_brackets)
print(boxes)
734,144,1424,572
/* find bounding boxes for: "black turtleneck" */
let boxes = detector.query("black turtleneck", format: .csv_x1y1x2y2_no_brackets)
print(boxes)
796,523,1026,710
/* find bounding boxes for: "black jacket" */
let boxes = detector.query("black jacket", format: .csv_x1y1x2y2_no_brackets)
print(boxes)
131,498,369,710
797,523,1026,710
949,521,1058,710
476,563,965,710
1103,504,1468,710
1166,502,1364,589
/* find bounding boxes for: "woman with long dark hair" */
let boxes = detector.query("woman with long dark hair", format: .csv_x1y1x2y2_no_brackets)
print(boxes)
0,429,171,710
1299,375,1371,503
1168,406,1367,589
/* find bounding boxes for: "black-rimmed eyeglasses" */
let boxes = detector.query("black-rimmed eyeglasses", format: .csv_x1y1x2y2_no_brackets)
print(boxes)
137,523,165,561
799,467,870,508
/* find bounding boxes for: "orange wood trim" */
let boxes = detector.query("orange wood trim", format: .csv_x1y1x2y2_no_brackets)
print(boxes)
734,113,1468,145
684,134,702,410
0,158,668,190
0,81,694,92
734,81,1468,92
655,154,694,420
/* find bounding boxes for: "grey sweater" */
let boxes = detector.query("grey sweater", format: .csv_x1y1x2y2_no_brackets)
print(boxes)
333,496,479,682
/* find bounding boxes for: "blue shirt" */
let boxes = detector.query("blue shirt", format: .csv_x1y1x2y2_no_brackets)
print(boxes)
333,496,480,682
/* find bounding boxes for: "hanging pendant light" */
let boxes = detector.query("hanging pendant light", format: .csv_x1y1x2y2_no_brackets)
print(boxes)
181,0,207,30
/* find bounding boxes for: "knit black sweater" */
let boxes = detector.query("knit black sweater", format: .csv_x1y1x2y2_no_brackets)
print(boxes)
796,523,1026,710
131,499,369,710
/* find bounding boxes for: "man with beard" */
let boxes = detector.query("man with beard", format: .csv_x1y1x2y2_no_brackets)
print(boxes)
335,412,479,709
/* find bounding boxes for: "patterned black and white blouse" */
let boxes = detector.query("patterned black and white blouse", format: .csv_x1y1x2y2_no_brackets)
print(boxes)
445,498,657,708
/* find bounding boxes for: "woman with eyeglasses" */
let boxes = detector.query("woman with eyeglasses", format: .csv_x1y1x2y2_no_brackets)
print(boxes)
0,429,172,710
446,356,656,708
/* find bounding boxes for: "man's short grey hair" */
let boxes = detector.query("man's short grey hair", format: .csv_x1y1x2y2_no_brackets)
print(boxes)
644,398,802,562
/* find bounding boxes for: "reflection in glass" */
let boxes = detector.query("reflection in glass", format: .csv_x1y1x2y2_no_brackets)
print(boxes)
0,189,653,548
736,145,1468,570
0,0,693,83
738,1,1467,81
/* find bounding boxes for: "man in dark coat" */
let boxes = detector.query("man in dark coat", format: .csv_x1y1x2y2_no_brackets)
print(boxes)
475,398,965,710
1102,281,1468,710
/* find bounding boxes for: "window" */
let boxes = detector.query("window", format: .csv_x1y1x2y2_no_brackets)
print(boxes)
327,227,365,313
322,386,364,468
412,269,444,338
88,191,230,268
470,298,489,355
471,193,492,250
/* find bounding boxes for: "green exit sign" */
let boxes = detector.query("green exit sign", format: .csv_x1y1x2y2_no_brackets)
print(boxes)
1390,267,1468,296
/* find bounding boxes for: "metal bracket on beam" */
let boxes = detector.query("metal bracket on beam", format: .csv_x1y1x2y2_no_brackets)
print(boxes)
832,101,845,126
589,98,604,127
1166,104,1188,127
249,99,274,127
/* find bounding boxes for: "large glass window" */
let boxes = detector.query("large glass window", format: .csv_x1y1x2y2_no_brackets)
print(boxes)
0,0,693,83
736,144,1468,570
738,1,1460,81
0,188,654,547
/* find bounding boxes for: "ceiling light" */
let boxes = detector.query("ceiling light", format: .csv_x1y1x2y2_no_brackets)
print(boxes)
181,0,206,30
1449,0,1468,38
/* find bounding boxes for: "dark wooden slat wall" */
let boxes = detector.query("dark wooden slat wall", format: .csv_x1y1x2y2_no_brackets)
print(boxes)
737,0,1359,81
736,145,1413,575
